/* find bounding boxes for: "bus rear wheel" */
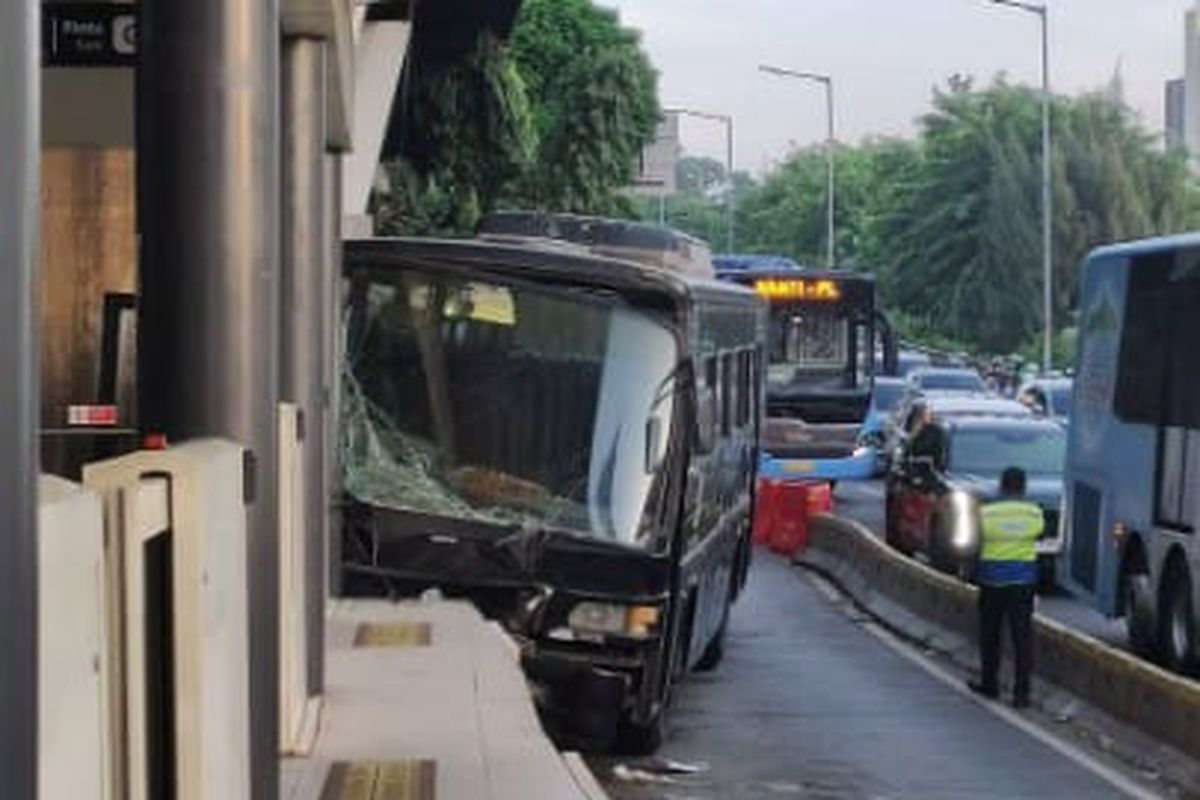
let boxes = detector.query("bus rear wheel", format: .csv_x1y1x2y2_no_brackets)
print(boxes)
1123,568,1156,658
1160,567,1198,674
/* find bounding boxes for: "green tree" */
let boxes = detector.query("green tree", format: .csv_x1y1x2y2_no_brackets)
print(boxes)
376,32,535,235
874,78,1191,352
377,0,660,233
509,0,660,213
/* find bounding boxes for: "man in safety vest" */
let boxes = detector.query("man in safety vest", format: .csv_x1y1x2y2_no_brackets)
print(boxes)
968,467,1044,709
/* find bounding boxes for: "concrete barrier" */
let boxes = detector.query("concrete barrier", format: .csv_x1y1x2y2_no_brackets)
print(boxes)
799,513,1200,763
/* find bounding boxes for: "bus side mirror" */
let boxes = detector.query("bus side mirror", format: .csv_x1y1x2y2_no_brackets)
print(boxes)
645,416,664,474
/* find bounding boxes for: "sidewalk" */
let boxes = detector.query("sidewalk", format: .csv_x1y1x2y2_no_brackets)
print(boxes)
281,598,606,800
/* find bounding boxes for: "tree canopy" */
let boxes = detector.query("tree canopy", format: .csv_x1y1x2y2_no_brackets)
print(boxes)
656,78,1194,357
376,0,659,235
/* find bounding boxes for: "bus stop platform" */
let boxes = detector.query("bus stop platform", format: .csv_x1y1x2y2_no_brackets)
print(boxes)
280,598,606,800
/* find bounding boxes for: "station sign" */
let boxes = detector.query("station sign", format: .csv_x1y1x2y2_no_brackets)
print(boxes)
753,278,843,302
43,4,138,67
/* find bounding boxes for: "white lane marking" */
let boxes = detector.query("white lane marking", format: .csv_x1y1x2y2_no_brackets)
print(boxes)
803,571,1163,800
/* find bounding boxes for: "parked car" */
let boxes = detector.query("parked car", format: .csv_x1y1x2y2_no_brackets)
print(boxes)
906,366,988,394
884,391,1032,466
884,416,1066,587
1017,377,1073,427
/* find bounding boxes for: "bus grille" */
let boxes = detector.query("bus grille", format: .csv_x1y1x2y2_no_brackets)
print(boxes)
1070,483,1101,592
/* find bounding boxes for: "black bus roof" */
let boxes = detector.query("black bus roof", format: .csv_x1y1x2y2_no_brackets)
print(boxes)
344,236,761,309
716,265,877,284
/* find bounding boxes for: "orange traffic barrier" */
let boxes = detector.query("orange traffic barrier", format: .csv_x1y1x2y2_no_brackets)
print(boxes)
768,480,811,556
753,477,781,546
805,482,834,516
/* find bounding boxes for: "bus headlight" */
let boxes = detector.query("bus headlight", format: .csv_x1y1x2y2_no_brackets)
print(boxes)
949,490,980,552
567,602,662,639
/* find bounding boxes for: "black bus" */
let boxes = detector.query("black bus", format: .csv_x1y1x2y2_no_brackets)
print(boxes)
340,216,766,751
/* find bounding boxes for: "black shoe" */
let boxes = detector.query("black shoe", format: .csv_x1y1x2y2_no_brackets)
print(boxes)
967,680,999,699
1012,695,1031,710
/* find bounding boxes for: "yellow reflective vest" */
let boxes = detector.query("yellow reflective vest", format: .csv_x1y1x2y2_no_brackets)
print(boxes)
977,500,1044,586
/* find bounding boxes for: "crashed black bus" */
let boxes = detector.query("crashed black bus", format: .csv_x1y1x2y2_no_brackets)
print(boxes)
340,214,766,752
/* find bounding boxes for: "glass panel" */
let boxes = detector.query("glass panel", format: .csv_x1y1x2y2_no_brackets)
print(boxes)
1158,426,1188,527
344,267,678,545
947,427,1066,476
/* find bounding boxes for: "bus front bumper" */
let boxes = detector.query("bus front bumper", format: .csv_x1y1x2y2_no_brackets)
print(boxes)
760,447,878,482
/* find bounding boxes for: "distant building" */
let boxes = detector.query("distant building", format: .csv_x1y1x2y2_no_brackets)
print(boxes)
1185,5,1200,161
629,113,681,197
1166,78,1186,152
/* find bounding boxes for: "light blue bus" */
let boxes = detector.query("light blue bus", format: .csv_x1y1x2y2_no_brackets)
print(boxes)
714,255,898,483
1060,233,1200,673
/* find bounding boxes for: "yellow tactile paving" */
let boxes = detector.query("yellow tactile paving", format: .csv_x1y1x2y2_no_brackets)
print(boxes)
352,621,432,648
319,760,437,800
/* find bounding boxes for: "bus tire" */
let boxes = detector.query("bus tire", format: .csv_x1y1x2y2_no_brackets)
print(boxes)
615,710,664,755
1124,567,1156,658
694,617,727,672
1160,564,1198,674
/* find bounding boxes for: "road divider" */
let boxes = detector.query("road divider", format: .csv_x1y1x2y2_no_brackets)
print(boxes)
797,513,1200,764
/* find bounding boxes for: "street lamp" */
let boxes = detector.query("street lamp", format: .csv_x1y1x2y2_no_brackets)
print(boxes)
759,64,837,268
666,108,736,253
990,0,1053,373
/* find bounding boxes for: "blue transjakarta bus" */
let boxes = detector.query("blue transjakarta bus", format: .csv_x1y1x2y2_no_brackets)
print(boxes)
715,255,897,483
1060,234,1200,673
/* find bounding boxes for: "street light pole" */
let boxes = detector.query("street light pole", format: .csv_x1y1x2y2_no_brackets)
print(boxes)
991,0,1053,373
666,108,736,252
759,65,837,268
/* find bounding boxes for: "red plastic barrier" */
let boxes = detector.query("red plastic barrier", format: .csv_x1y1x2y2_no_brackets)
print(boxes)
768,481,810,556
806,482,834,516
753,478,781,546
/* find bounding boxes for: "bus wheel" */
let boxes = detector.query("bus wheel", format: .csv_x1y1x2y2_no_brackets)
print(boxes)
1161,567,1198,674
615,710,664,755
1124,570,1156,658
694,617,727,672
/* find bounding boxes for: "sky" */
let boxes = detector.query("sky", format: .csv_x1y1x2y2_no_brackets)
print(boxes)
599,0,1197,175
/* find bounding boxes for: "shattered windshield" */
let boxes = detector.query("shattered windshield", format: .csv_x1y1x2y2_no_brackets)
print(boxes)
343,265,679,545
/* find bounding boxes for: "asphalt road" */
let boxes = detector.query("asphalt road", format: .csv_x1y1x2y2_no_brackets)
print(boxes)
833,480,1128,649
590,553,1140,800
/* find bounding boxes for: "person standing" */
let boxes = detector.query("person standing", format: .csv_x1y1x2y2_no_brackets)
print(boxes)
969,467,1044,708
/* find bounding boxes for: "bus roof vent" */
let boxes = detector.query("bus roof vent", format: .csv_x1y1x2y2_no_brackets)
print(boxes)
477,211,715,279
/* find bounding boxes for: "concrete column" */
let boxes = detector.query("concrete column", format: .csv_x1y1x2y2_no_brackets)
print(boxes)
282,36,328,697
0,0,39,795
324,155,344,601
136,0,281,797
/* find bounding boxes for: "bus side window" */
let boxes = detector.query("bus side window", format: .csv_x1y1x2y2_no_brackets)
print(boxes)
737,350,751,428
695,355,719,452
721,352,734,437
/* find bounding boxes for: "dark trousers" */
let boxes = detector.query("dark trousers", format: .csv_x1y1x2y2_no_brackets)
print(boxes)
977,583,1035,699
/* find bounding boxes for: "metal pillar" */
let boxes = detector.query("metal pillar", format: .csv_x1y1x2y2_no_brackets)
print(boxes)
137,1,281,797
0,0,39,795
324,155,344,600
824,78,837,269
1039,9,1054,373
282,36,328,696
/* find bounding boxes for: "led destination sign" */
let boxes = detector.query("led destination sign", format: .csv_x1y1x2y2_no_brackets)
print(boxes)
753,278,843,302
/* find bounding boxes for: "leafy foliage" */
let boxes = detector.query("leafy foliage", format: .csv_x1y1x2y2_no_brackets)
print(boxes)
510,0,661,213
377,0,659,235
650,78,1196,356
